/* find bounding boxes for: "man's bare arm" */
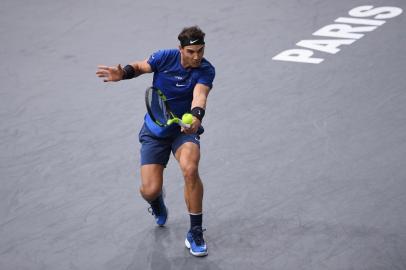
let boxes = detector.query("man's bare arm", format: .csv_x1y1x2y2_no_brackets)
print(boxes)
96,58,152,82
182,83,211,134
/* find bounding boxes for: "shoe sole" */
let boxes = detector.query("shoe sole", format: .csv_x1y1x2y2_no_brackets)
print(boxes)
185,238,208,257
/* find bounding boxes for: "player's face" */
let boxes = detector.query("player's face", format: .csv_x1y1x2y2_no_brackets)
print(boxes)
179,45,205,68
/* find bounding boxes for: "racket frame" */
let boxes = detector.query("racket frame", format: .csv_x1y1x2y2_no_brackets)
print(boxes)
145,87,191,128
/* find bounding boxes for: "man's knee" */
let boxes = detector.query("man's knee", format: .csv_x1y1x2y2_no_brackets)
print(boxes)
140,183,161,201
181,163,199,182
140,164,164,200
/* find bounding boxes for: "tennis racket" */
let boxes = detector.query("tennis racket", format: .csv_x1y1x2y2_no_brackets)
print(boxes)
145,86,191,128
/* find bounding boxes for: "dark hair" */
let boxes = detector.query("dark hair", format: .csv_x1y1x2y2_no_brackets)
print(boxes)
178,26,206,47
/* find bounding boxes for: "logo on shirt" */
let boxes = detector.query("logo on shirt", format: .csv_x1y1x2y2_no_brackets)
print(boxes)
176,83,186,87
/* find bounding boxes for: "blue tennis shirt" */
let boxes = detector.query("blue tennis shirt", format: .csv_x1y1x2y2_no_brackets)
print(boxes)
144,49,215,137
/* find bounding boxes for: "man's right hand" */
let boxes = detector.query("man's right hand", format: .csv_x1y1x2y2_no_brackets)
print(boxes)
96,64,124,82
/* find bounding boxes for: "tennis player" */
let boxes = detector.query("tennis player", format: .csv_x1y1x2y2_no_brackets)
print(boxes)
96,26,215,256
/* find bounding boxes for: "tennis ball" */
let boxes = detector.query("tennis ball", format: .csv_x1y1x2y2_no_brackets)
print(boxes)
182,113,193,125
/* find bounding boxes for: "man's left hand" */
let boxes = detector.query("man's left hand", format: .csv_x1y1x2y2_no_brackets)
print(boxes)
181,117,201,134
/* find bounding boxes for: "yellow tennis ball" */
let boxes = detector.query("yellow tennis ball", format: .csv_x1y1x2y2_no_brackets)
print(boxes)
182,113,193,125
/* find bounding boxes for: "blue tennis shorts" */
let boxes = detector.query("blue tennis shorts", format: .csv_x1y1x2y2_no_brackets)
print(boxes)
138,124,201,167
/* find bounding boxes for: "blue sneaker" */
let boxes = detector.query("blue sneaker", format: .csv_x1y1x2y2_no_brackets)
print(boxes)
148,193,168,226
185,226,208,256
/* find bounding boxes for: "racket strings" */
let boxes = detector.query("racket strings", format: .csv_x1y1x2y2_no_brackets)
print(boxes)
146,87,184,127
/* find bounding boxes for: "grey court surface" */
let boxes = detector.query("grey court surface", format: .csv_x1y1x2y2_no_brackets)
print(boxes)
1,0,406,269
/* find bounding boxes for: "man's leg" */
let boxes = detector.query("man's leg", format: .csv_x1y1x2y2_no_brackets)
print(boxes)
139,164,168,226
175,142,207,256
140,164,164,202
175,142,203,213
138,123,172,226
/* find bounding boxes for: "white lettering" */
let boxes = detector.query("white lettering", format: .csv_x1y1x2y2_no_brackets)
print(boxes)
349,6,403,19
335,17,385,26
313,24,377,39
272,49,324,64
272,6,403,64
296,39,355,54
